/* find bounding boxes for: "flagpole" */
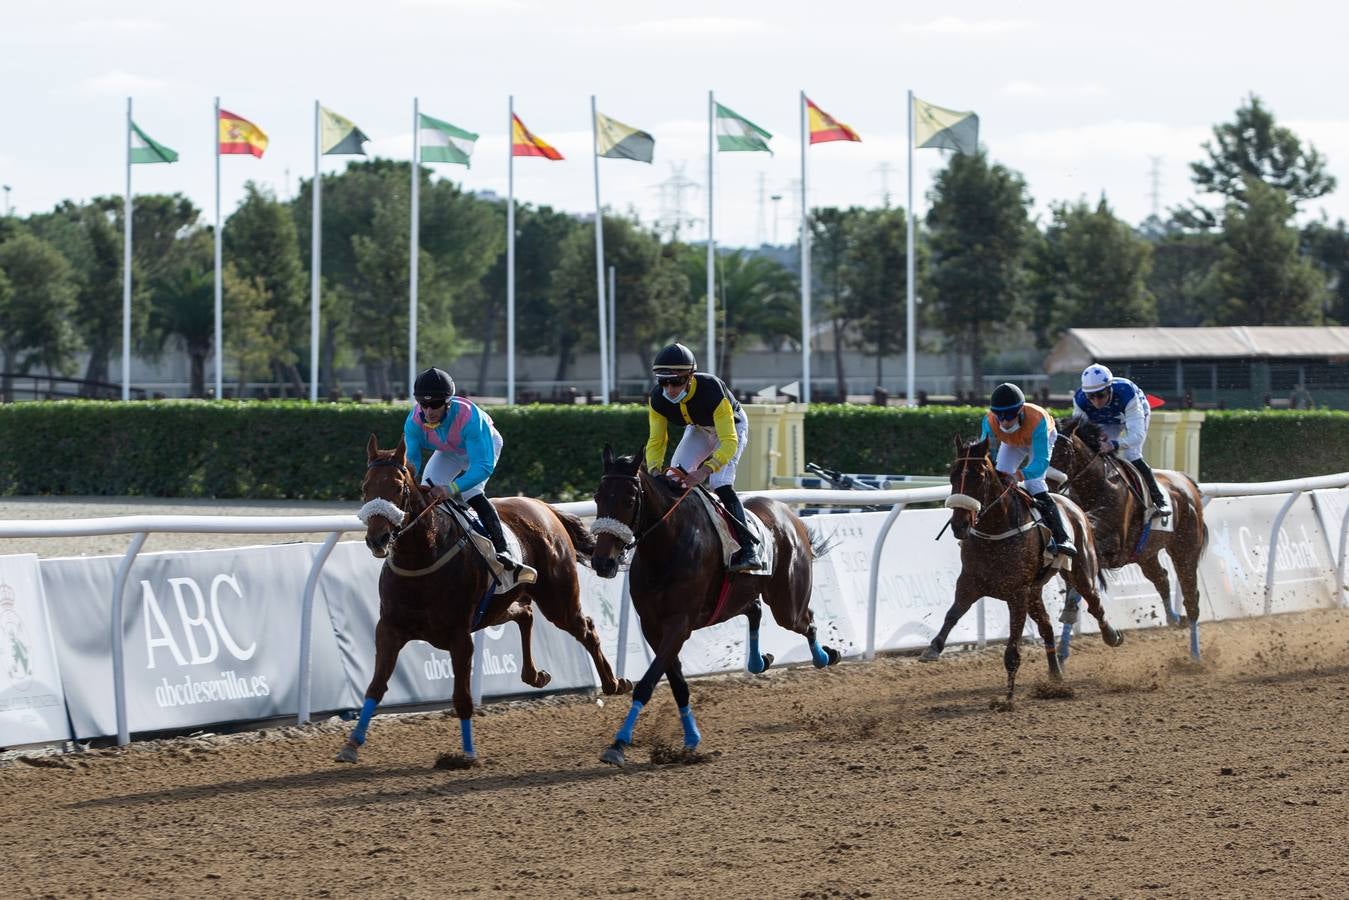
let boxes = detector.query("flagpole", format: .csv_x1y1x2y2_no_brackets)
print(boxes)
310,100,321,403
123,97,132,402
409,97,420,398
213,96,223,401
799,90,811,404
608,265,617,393
905,89,916,408
706,89,715,376
590,95,610,405
507,95,516,405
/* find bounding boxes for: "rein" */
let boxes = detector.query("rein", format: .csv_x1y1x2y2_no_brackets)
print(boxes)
364,457,453,547
952,454,1020,529
597,471,697,549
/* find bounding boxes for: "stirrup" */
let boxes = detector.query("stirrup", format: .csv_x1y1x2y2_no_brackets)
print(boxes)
728,548,762,573
1052,539,1077,558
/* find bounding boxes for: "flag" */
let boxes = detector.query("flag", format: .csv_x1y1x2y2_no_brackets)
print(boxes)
130,121,178,164
511,114,563,160
913,96,979,155
419,113,477,166
715,102,772,154
594,111,655,163
319,106,369,155
219,109,268,158
806,98,861,144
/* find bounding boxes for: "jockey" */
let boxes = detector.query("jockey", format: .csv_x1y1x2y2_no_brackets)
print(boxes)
404,367,533,591
1072,364,1171,519
645,342,761,573
980,382,1076,558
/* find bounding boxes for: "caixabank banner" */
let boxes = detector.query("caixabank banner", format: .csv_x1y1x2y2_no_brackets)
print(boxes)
0,554,71,747
41,544,353,739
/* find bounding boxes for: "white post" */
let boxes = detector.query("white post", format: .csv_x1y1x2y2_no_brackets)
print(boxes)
706,89,716,376
310,100,321,403
864,503,908,659
409,97,420,398
111,532,148,745
213,97,223,401
905,89,916,407
799,90,811,404
1263,491,1302,615
609,265,617,395
122,97,132,402
590,95,610,405
507,95,516,405
1338,505,1349,608
297,531,341,725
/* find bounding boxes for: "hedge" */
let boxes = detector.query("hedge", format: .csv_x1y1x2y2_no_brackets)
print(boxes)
0,401,1344,500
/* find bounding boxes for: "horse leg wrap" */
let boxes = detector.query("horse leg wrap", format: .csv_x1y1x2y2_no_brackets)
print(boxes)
460,718,476,758
809,637,831,669
350,696,378,746
747,628,767,674
678,705,701,749
1189,621,1201,661
615,700,645,746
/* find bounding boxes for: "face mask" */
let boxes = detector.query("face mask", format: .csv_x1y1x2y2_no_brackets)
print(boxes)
998,417,1021,434
667,387,689,403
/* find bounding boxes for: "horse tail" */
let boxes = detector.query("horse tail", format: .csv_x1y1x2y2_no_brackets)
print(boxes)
806,524,836,561
550,506,597,562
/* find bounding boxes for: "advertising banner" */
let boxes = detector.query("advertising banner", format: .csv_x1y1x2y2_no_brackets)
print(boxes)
1310,488,1349,603
0,554,72,746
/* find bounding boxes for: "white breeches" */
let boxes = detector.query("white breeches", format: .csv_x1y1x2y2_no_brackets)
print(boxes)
994,430,1056,495
420,431,504,500
670,416,749,490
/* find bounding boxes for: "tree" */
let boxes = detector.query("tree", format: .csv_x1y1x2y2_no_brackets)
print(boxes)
810,207,859,399
925,152,1033,387
1181,95,1336,227
709,250,798,387
844,207,913,388
147,229,215,397
1208,178,1325,325
0,231,80,400
1145,227,1222,326
1302,218,1349,325
1029,197,1155,343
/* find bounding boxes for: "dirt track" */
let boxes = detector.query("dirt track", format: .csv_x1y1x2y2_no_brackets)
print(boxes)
3,607,1348,899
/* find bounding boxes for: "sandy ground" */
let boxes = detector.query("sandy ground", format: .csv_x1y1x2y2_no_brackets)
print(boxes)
3,606,1347,899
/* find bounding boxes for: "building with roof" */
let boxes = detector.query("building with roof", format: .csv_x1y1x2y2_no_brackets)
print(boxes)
1044,327,1349,409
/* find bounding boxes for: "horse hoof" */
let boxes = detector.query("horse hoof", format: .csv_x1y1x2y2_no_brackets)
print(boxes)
760,652,774,672
1103,627,1125,648
534,670,552,689
919,646,942,662
600,744,626,767
825,646,841,666
606,677,633,695
334,743,359,764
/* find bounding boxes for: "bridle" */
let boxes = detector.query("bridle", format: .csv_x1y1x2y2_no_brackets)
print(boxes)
951,453,1020,528
592,470,696,550
359,456,442,545
1054,432,1108,492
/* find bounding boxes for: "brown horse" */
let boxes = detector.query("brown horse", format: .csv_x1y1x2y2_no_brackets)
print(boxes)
589,445,839,766
336,434,631,764
1050,418,1208,659
921,435,1123,705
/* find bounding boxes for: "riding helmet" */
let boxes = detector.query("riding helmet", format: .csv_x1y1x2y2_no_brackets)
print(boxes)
1081,364,1113,393
651,342,697,376
413,367,456,403
989,382,1025,412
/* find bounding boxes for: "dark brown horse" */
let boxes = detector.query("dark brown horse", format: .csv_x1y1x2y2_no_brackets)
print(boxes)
921,435,1123,705
1050,418,1208,659
590,445,839,766
337,434,631,764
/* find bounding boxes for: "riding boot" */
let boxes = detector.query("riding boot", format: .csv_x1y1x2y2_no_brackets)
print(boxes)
1130,458,1171,519
467,494,536,589
1032,491,1076,558
714,485,763,573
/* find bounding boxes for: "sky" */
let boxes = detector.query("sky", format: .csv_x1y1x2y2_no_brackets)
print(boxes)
4,0,1349,248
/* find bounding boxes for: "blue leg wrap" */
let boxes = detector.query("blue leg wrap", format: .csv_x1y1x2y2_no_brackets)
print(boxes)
1058,622,1073,662
615,700,644,745
747,628,766,674
679,705,701,749
350,696,378,746
1189,620,1201,660
460,718,475,757
809,638,830,669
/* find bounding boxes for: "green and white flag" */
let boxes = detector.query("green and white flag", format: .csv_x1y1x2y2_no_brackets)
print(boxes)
913,96,978,155
715,102,773,154
419,113,478,166
130,121,178,164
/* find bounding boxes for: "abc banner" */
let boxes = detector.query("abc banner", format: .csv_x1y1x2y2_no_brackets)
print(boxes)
41,544,353,739
0,554,72,746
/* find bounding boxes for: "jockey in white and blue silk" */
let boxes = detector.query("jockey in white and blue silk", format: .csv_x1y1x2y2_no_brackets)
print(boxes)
1072,364,1171,518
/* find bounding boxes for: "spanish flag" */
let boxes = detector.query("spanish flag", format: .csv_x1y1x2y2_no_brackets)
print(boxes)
219,109,268,158
806,97,861,144
511,114,563,160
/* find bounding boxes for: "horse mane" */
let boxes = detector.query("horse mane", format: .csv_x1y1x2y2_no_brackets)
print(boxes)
1061,417,1108,453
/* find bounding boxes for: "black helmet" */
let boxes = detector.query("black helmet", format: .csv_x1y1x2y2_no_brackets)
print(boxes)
651,342,697,376
413,367,455,404
990,383,1025,413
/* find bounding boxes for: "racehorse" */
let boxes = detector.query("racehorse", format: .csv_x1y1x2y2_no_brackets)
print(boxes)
589,445,840,766
337,434,632,764
922,435,1123,705
1050,418,1208,659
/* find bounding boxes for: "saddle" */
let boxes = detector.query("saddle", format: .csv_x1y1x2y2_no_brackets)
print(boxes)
688,487,775,574
444,502,538,593
1104,457,1174,534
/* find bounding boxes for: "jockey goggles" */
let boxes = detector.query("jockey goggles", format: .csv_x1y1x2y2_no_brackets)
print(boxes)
1085,386,1111,400
416,396,448,410
993,406,1021,422
656,373,690,387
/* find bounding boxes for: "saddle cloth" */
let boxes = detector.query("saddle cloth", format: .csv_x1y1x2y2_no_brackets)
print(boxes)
445,503,529,594
1026,502,1073,572
689,488,776,574
1108,458,1174,532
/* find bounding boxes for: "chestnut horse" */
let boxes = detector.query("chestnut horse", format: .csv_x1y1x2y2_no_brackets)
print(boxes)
589,445,840,767
922,435,1123,705
1050,418,1208,660
337,434,631,764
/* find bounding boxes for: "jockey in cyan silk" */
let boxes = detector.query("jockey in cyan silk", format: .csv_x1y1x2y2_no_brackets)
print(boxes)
980,382,1076,558
404,366,534,591
645,342,762,573
1072,363,1171,519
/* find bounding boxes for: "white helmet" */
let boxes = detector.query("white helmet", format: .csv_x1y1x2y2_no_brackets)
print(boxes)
1081,364,1113,393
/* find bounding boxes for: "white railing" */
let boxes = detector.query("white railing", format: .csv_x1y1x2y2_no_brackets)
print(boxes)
3,472,1348,745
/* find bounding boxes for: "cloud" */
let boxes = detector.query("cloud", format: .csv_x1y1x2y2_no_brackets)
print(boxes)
895,17,1030,35
1000,80,1107,99
397,0,528,9
75,18,166,36
78,70,169,95
623,17,767,38
998,120,1211,164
